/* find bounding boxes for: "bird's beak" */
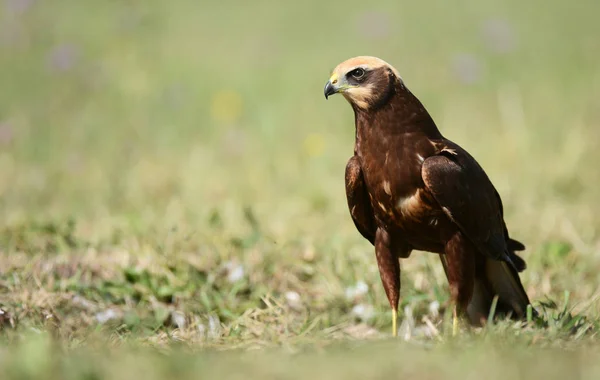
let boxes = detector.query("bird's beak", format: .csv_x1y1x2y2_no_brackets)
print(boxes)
324,73,340,99
324,80,337,99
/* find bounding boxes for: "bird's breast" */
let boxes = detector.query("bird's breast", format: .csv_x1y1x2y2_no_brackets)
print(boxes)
358,137,445,240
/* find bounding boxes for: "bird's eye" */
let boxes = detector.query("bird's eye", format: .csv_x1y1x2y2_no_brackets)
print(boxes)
349,68,365,79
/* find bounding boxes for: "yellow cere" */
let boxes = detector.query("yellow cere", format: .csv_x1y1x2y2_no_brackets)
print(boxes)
329,72,339,84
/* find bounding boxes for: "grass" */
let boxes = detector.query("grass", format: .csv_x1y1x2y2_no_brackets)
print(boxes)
1,0,600,378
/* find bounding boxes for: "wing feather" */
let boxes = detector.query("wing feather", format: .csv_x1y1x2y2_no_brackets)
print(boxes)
421,149,515,268
345,155,376,245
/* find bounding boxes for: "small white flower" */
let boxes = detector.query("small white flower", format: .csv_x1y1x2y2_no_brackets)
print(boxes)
345,280,369,300
95,309,120,324
285,291,300,302
354,281,369,296
351,304,375,322
285,291,303,311
224,261,245,283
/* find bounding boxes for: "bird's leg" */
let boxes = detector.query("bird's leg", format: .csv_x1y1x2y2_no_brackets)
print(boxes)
452,305,459,336
375,228,400,337
444,231,475,336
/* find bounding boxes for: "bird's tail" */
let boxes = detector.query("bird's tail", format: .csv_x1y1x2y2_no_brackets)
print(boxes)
507,237,527,272
439,246,533,326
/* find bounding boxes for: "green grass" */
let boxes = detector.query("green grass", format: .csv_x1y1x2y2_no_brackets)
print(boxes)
1,0,600,378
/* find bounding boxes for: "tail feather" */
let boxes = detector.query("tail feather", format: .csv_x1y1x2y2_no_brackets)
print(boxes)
508,238,525,252
507,238,527,272
483,259,530,317
438,254,533,326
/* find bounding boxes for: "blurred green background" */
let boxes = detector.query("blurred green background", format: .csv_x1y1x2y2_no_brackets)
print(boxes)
2,0,599,235
1,0,600,377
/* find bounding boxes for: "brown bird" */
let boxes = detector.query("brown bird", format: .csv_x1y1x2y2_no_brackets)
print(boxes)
324,56,533,336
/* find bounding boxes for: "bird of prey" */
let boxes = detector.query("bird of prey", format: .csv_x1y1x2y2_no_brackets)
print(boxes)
323,56,533,336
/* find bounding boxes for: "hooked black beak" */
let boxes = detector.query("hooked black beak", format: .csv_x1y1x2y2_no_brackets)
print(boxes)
324,81,337,99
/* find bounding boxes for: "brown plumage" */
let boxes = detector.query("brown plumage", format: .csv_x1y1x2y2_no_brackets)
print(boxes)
324,56,534,335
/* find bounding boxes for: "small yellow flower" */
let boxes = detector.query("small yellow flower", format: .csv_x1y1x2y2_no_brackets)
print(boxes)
210,90,243,124
303,133,325,157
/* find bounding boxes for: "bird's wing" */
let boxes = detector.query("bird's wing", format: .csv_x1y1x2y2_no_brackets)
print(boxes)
421,147,515,267
345,155,376,245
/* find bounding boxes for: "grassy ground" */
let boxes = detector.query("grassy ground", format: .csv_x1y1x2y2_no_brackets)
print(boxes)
1,0,600,378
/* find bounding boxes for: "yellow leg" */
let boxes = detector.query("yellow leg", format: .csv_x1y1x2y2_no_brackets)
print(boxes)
392,308,398,337
452,306,459,337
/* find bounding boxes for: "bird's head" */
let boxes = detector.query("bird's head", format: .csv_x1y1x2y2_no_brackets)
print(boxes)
324,56,402,111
